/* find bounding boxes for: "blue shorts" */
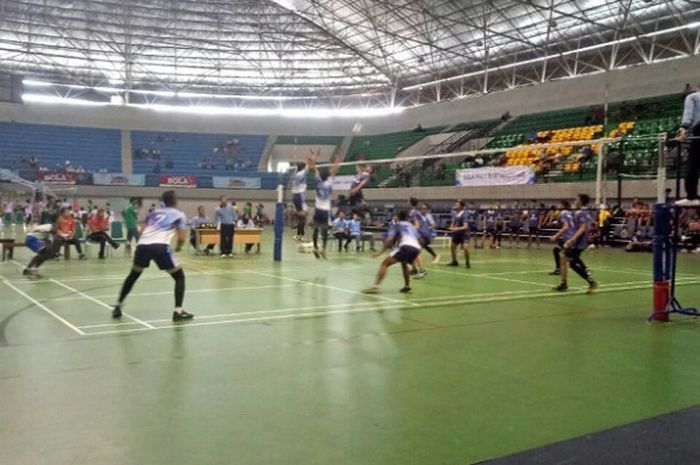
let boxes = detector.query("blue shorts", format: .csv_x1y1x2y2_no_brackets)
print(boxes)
26,235,46,252
134,244,179,270
419,232,433,246
292,193,307,212
313,209,330,227
452,232,469,245
391,245,420,264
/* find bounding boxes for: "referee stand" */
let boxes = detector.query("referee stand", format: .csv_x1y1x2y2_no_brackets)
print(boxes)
649,136,700,322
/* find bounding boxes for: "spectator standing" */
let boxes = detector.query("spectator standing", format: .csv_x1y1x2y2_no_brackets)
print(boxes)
215,195,237,257
123,197,141,252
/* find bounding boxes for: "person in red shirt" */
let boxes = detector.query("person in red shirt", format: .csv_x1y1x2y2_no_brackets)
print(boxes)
88,208,119,259
54,207,86,260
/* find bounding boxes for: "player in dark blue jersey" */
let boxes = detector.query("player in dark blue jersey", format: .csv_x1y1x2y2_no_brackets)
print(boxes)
447,199,471,268
363,210,422,294
507,204,523,248
553,194,598,293
549,200,571,275
348,164,374,208
525,202,542,248
408,197,432,278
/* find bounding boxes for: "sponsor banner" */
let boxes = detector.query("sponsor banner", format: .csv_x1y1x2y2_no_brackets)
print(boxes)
159,175,198,188
455,166,535,187
331,175,355,191
36,171,79,184
93,173,146,186
212,176,261,189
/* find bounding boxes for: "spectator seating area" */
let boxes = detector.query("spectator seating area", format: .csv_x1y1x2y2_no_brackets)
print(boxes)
0,122,121,173
131,131,267,177
275,135,343,146
0,91,688,190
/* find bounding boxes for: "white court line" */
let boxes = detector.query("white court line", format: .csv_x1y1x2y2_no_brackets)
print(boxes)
50,283,303,302
49,278,155,329
82,278,700,336
1,276,85,336
431,267,552,288
250,270,419,306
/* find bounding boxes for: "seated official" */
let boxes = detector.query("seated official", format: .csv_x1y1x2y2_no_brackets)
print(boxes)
236,214,259,253
331,211,349,252
190,206,216,255
87,208,120,259
54,207,86,260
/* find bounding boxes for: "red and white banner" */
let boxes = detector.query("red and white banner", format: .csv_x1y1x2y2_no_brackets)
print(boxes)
159,175,198,188
36,171,79,184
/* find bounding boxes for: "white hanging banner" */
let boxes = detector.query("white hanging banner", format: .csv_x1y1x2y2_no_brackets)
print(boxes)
331,175,356,191
455,166,535,187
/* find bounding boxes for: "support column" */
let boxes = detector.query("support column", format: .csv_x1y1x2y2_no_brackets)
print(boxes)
121,129,132,174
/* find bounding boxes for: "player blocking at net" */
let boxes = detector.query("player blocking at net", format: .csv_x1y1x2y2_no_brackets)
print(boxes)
112,190,193,321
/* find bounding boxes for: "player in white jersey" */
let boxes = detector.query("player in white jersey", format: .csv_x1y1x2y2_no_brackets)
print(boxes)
363,210,422,294
112,190,193,321
291,149,317,242
310,156,340,259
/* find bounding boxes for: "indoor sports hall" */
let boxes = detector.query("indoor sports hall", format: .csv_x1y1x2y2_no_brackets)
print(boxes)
1,2,700,464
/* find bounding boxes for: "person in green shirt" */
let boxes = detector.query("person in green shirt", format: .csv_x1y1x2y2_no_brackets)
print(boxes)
123,197,142,250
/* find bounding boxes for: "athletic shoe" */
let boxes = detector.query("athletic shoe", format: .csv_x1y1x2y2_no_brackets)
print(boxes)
465,261,471,269
586,281,599,294
172,310,194,321
221,254,226,258
227,254,233,258
313,249,321,259
399,286,413,294
79,254,87,260
112,305,122,319
410,269,419,276
22,268,31,276
548,269,561,275
320,250,327,259
414,270,427,279
98,255,106,260
113,243,120,250
293,235,302,242
675,198,700,206
432,254,441,264
362,286,379,294
552,283,568,292
447,261,459,267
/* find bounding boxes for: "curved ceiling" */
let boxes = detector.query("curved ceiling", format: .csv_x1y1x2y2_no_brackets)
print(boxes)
0,0,698,107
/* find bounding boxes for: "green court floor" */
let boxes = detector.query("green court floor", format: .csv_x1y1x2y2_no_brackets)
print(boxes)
2,233,700,465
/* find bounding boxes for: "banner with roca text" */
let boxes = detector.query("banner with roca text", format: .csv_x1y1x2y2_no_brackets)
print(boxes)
212,176,261,189
159,175,198,188
93,173,146,186
455,166,535,187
